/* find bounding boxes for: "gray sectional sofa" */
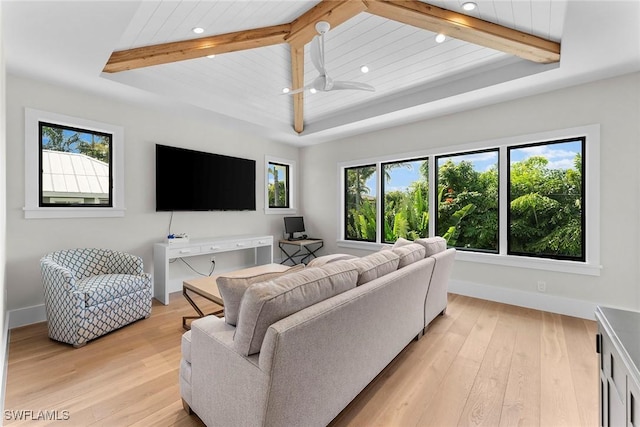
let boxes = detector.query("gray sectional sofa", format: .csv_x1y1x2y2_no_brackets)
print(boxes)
180,237,456,426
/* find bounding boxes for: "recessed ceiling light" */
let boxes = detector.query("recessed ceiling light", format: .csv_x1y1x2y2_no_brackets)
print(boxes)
282,87,290,94
192,27,204,34
309,88,317,94
461,2,477,11
360,65,369,73
206,54,216,59
435,33,446,43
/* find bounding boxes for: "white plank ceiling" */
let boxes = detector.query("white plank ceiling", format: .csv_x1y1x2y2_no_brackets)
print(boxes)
105,0,567,135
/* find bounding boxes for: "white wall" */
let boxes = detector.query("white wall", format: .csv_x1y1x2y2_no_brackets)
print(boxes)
0,0,9,411
301,72,640,316
5,74,299,314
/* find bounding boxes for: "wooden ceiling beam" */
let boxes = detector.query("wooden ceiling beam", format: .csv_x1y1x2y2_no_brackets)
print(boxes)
290,45,305,133
363,0,560,64
286,0,367,47
103,24,291,73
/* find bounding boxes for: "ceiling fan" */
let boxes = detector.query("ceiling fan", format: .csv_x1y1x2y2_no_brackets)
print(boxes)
288,21,375,95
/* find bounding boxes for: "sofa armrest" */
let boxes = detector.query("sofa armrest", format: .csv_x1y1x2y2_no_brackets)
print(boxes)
190,316,269,427
41,258,77,292
425,248,456,326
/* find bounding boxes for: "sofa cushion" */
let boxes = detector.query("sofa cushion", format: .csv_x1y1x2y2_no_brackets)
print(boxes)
234,261,358,356
307,253,357,268
351,251,400,286
75,274,150,306
415,237,447,257
392,243,426,268
217,264,305,326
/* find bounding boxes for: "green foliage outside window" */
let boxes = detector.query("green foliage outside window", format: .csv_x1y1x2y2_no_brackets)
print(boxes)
268,162,289,208
41,124,110,163
345,165,377,241
344,138,584,262
382,160,429,242
436,152,499,251
509,139,584,260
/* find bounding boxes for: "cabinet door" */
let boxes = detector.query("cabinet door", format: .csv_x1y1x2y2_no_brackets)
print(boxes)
628,376,640,426
599,328,627,426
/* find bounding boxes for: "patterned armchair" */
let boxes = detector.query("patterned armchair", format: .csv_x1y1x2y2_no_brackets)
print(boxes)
41,248,152,348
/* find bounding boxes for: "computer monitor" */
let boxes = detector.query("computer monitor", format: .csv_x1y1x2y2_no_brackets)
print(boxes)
284,216,305,240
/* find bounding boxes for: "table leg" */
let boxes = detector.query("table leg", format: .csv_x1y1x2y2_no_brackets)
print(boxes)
182,287,224,330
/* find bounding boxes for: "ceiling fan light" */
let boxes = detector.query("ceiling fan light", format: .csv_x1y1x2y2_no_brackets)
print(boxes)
435,33,446,43
360,65,369,73
282,88,290,94
461,2,477,11
192,27,204,34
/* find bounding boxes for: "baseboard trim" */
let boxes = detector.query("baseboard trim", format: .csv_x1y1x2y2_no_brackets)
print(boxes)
2,311,10,417
8,304,46,329
450,279,597,320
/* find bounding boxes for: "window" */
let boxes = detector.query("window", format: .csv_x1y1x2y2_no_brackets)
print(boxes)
24,108,125,219
338,125,600,276
435,150,499,252
267,162,289,208
382,158,428,243
345,164,377,241
508,138,585,261
39,122,112,207
264,156,296,214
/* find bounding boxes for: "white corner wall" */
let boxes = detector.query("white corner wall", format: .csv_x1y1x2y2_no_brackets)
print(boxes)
0,0,9,412
300,72,640,318
5,74,299,320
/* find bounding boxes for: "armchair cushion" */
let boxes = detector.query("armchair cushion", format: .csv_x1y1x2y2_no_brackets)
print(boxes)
76,274,152,306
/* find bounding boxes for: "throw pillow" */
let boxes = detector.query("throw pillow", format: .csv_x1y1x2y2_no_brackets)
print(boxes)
392,237,412,248
217,264,305,326
392,243,426,268
351,251,400,286
234,260,358,356
414,236,447,257
307,253,357,268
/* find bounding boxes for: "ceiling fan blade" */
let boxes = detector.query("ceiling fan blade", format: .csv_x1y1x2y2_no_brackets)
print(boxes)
331,81,375,92
285,84,311,95
310,35,326,75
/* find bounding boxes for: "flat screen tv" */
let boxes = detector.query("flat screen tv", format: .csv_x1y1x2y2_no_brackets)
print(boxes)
155,144,256,211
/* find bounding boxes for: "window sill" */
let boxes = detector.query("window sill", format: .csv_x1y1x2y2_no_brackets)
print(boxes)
24,207,126,219
337,240,601,276
264,208,297,215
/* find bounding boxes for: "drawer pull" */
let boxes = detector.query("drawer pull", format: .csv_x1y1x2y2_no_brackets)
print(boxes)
179,249,192,254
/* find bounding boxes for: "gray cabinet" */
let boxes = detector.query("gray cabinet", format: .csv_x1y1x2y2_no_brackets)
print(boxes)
596,306,640,426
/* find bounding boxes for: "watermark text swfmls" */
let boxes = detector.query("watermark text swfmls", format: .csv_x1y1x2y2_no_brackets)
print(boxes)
4,410,70,421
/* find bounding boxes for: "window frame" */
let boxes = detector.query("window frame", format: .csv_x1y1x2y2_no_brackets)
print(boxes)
344,163,378,242
434,148,500,254
264,155,296,215
381,157,429,244
266,161,290,209
337,124,600,276
38,121,114,208
24,108,125,219
506,137,586,262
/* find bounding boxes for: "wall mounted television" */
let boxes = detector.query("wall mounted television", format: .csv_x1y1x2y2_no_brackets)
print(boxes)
155,144,256,211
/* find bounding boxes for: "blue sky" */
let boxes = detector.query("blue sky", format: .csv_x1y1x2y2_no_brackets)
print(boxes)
366,140,582,192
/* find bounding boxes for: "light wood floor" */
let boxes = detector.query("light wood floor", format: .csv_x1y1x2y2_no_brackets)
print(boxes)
5,293,598,426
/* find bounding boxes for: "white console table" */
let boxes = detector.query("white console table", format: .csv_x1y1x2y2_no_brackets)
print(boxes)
153,235,273,304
